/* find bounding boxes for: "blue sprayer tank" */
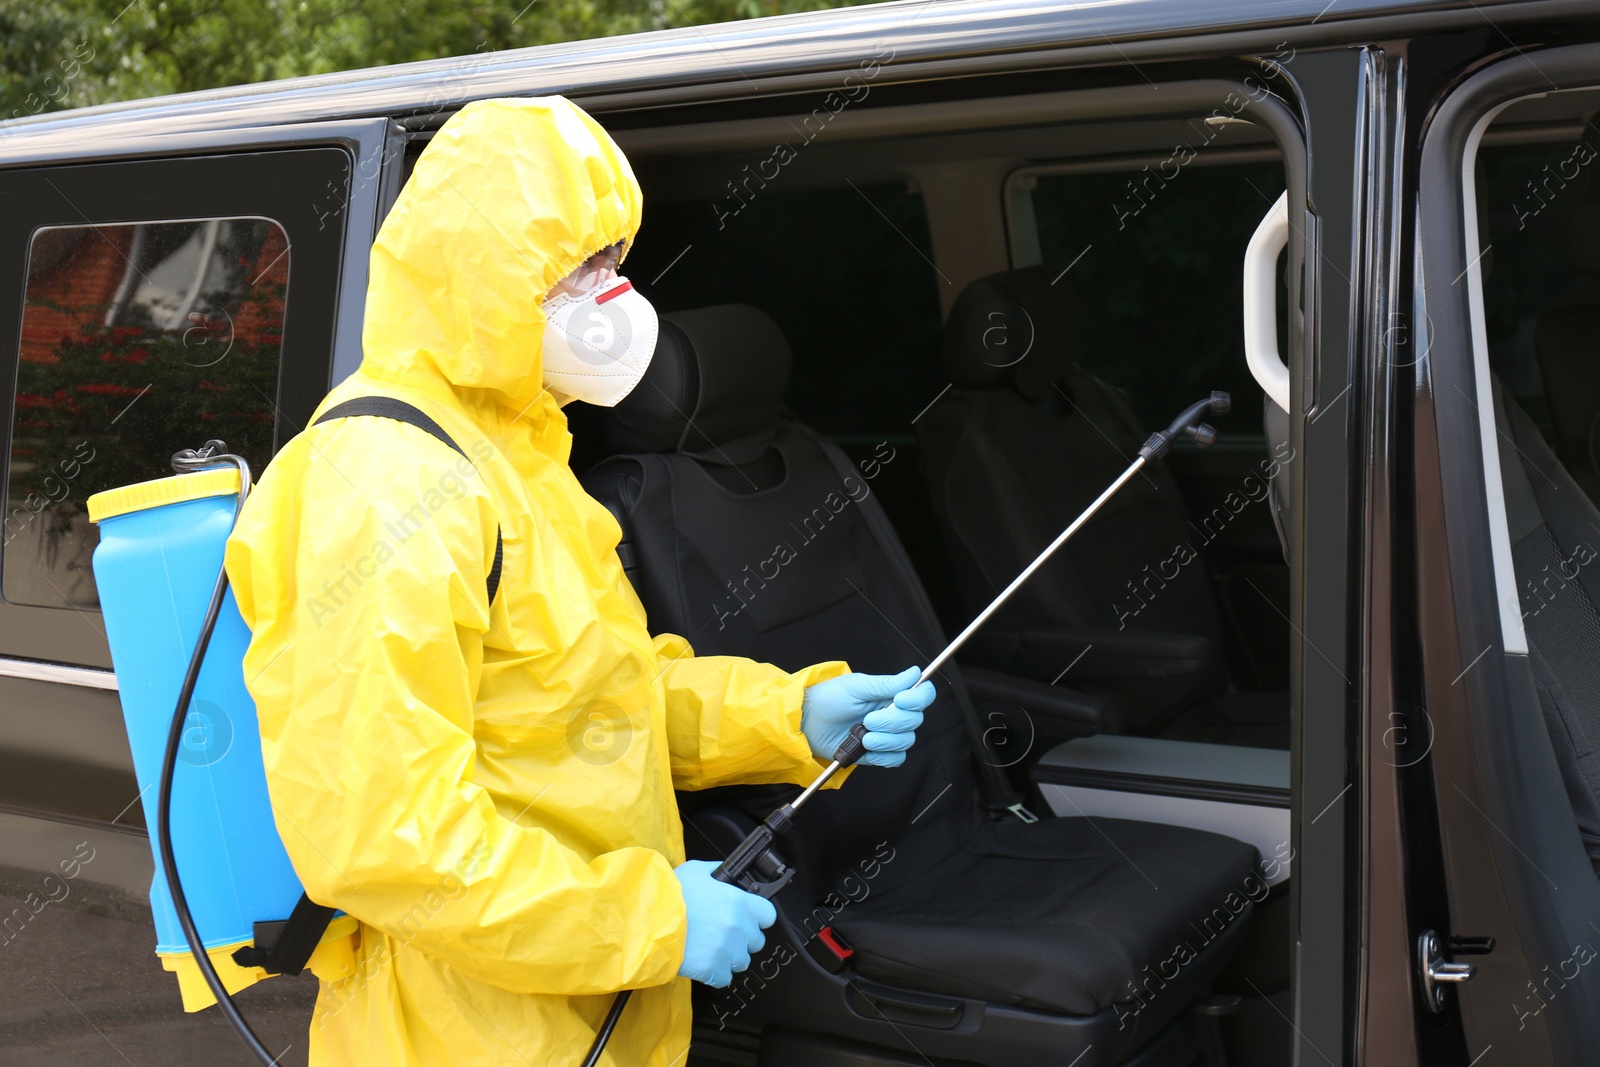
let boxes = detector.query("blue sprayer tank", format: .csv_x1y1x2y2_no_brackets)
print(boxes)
88,466,353,1010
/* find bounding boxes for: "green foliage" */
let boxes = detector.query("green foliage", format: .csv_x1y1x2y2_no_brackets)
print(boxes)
0,0,877,118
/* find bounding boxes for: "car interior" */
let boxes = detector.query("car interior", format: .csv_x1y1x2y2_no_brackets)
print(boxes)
0,72,1313,1065
531,74,1600,1067
7,26,1600,1067
548,79,1301,1067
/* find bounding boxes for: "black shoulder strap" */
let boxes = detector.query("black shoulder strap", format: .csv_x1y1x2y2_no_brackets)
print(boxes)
313,397,503,604
810,429,1033,821
252,399,503,967
230,892,336,976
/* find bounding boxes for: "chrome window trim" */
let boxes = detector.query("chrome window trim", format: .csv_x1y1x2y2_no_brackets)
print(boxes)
0,0,1589,161
1459,100,1528,655
0,655,117,690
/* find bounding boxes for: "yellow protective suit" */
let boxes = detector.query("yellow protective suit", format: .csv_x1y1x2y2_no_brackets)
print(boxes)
225,96,851,1067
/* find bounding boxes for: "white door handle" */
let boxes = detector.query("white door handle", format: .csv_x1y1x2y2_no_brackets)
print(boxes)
1244,191,1291,412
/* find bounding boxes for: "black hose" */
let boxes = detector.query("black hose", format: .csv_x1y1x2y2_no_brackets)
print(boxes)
155,448,282,1064
156,520,283,1065
581,990,631,1067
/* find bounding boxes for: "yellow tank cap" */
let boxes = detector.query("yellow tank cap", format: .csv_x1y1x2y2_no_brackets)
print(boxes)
87,468,242,525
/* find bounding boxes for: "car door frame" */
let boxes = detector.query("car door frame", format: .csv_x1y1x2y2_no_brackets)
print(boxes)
1413,41,1600,1066
588,43,1369,1064
608,44,1367,1062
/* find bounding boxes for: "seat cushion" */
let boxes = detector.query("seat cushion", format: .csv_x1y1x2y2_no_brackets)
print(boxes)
832,815,1263,1016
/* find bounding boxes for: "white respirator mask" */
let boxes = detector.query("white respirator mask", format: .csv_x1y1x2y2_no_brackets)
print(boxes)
540,243,658,408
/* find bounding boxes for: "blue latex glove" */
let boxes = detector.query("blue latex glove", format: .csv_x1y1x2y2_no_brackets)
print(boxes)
800,666,935,768
674,860,777,988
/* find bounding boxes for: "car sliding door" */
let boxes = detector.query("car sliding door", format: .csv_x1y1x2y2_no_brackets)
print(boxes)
1413,45,1600,1066
0,120,389,905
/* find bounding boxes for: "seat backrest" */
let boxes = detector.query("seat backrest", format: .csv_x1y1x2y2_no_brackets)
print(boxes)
918,266,1227,643
1496,382,1600,875
582,304,989,899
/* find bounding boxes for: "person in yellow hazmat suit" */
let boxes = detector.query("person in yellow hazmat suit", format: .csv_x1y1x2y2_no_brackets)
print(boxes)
223,95,935,1067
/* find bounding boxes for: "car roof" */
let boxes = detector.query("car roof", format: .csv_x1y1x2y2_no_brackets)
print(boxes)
0,0,1574,161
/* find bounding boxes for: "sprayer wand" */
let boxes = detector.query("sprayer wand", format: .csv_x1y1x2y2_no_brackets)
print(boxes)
580,391,1230,1066
708,390,1230,893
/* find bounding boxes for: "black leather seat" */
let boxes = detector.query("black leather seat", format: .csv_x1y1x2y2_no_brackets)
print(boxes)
582,304,1262,1067
918,266,1286,746
829,812,1264,1016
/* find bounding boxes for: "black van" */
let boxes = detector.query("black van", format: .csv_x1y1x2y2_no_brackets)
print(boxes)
4,0,1600,1064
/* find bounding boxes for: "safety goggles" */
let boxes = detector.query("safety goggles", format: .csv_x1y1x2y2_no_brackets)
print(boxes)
546,240,627,301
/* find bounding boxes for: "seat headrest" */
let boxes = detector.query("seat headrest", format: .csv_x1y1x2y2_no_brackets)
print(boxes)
942,266,1082,401
605,303,792,463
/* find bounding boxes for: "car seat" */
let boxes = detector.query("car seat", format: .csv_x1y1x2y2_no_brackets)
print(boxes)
581,303,1265,1067
917,266,1287,747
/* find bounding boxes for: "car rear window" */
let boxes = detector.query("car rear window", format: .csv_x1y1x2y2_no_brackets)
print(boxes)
4,217,288,610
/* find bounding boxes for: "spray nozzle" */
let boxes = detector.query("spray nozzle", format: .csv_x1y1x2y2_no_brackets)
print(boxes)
1138,391,1232,460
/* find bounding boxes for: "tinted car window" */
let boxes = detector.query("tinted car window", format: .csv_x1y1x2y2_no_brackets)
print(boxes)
4,218,288,609
615,180,952,610
623,181,943,438
1478,139,1600,432
1028,161,1287,431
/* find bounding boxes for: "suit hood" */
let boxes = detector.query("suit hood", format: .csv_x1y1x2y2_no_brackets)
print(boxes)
359,96,642,422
